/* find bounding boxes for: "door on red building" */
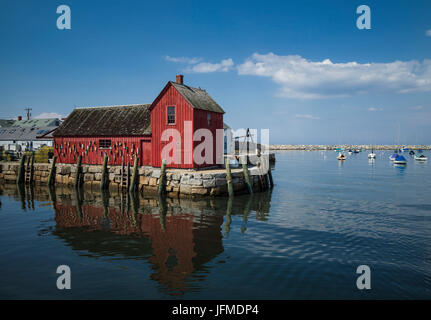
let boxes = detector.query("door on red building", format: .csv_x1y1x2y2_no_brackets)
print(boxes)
141,139,152,166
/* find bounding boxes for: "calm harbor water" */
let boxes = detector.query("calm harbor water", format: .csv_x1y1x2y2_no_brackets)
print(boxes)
0,150,430,299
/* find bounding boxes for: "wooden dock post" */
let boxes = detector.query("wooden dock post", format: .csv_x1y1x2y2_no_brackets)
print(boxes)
158,159,167,195
74,155,82,188
225,157,234,197
48,156,56,186
241,156,253,194
29,152,34,183
129,156,139,194
100,155,108,191
268,168,274,188
16,155,25,185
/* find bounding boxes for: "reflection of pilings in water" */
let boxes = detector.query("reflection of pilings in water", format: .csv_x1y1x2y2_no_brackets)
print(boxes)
27,184,35,210
129,190,139,227
101,189,110,219
48,185,56,208
255,189,272,221
120,191,130,216
241,194,253,233
224,197,232,236
74,187,84,219
17,183,26,211
158,195,167,231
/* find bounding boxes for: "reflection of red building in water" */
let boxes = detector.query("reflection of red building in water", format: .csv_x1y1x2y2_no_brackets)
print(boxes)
53,199,224,296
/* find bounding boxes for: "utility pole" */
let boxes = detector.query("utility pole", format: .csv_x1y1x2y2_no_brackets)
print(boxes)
24,108,32,120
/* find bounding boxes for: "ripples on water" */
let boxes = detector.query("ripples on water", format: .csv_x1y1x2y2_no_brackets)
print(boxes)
0,150,430,299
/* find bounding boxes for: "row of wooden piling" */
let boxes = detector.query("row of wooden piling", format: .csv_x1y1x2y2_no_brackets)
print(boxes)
17,155,160,195
15,154,273,197
225,155,274,198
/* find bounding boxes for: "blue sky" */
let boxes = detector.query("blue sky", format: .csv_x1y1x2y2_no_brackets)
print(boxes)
0,0,430,144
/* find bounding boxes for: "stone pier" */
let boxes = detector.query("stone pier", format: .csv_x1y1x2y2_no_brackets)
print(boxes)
0,162,271,197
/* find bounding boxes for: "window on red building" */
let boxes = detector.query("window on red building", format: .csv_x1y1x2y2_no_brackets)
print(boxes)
167,106,175,124
99,139,111,149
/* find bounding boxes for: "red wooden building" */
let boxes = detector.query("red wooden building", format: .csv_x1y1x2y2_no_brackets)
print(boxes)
53,75,225,168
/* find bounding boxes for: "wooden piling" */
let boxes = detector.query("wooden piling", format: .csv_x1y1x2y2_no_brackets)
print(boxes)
29,152,34,183
129,156,139,193
74,155,82,188
16,155,25,185
242,158,253,194
100,155,108,190
48,156,56,186
158,159,167,195
268,168,274,188
225,157,234,197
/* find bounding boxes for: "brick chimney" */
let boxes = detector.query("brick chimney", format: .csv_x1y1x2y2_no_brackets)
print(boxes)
17,116,22,121
176,74,184,85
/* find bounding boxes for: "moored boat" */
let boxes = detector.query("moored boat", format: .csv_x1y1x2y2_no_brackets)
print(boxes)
389,153,398,161
414,154,427,161
393,155,407,165
337,153,346,160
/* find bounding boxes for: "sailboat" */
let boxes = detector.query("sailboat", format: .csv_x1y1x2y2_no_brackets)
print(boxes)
368,146,376,159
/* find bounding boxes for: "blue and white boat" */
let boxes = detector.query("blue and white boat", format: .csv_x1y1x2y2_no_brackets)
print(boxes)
393,155,407,165
389,153,398,161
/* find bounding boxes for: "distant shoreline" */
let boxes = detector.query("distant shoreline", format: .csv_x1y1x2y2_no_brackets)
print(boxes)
270,145,431,151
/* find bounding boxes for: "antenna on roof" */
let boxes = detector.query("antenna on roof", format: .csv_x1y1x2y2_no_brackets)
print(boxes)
24,107,32,120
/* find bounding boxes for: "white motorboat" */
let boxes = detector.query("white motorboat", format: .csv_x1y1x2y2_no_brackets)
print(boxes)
414,154,427,161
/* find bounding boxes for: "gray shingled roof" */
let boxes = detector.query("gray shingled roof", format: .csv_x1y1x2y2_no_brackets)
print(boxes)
0,119,15,128
53,104,151,137
170,82,225,114
12,118,61,127
0,126,56,141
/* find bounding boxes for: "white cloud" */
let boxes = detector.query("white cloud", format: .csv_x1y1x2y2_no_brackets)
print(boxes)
165,55,234,73
410,105,424,110
165,56,202,64
294,114,320,120
426,30,431,37
368,107,383,112
34,112,64,119
237,53,431,99
184,58,234,73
